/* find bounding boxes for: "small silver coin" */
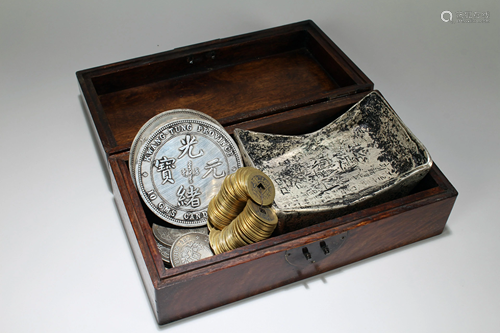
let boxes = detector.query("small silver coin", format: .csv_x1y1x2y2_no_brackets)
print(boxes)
130,109,223,188
152,223,208,247
155,239,171,263
170,233,213,267
137,118,243,227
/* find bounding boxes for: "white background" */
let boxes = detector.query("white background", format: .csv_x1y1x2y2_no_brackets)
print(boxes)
1,0,498,332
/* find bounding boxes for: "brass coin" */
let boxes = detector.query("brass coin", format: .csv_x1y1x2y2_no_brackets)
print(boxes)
244,168,275,206
246,200,278,225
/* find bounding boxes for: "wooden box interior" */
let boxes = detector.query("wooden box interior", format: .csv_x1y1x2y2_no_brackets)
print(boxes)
79,20,372,157
110,93,446,280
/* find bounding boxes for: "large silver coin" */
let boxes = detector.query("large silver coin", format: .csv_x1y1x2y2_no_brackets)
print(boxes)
152,223,208,247
130,109,222,188
155,239,171,264
137,119,243,227
170,233,213,267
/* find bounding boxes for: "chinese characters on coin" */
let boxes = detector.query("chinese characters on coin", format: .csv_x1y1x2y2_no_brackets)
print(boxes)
137,119,242,227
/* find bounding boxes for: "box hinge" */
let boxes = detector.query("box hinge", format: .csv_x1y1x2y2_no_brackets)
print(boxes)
330,90,360,100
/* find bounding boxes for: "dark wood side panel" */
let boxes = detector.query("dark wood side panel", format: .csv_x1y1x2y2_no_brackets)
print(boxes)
155,194,456,324
306,20,372,86
90,30,308,96
109,158,161,321
77,82,117,163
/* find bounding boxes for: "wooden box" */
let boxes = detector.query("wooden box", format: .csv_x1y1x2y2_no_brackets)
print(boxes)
76,20,457,325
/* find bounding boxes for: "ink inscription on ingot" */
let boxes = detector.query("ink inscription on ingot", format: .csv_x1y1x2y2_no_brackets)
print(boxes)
234,91,432,218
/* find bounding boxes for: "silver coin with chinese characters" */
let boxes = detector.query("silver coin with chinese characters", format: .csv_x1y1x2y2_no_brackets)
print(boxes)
129,109,223,188
170,233,213,267
136,118,243,227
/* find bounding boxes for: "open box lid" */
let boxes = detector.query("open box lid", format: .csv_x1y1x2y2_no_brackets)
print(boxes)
77,20,373,158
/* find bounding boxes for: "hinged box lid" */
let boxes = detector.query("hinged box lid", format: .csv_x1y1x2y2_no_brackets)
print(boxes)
77,20,373,160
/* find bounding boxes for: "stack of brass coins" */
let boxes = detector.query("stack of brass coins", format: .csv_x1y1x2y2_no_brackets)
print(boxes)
208,167,275,230
207,167,277,254
209,200,278,254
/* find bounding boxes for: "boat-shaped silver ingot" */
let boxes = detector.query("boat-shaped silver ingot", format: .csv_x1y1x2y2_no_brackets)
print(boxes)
234,91,432,229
